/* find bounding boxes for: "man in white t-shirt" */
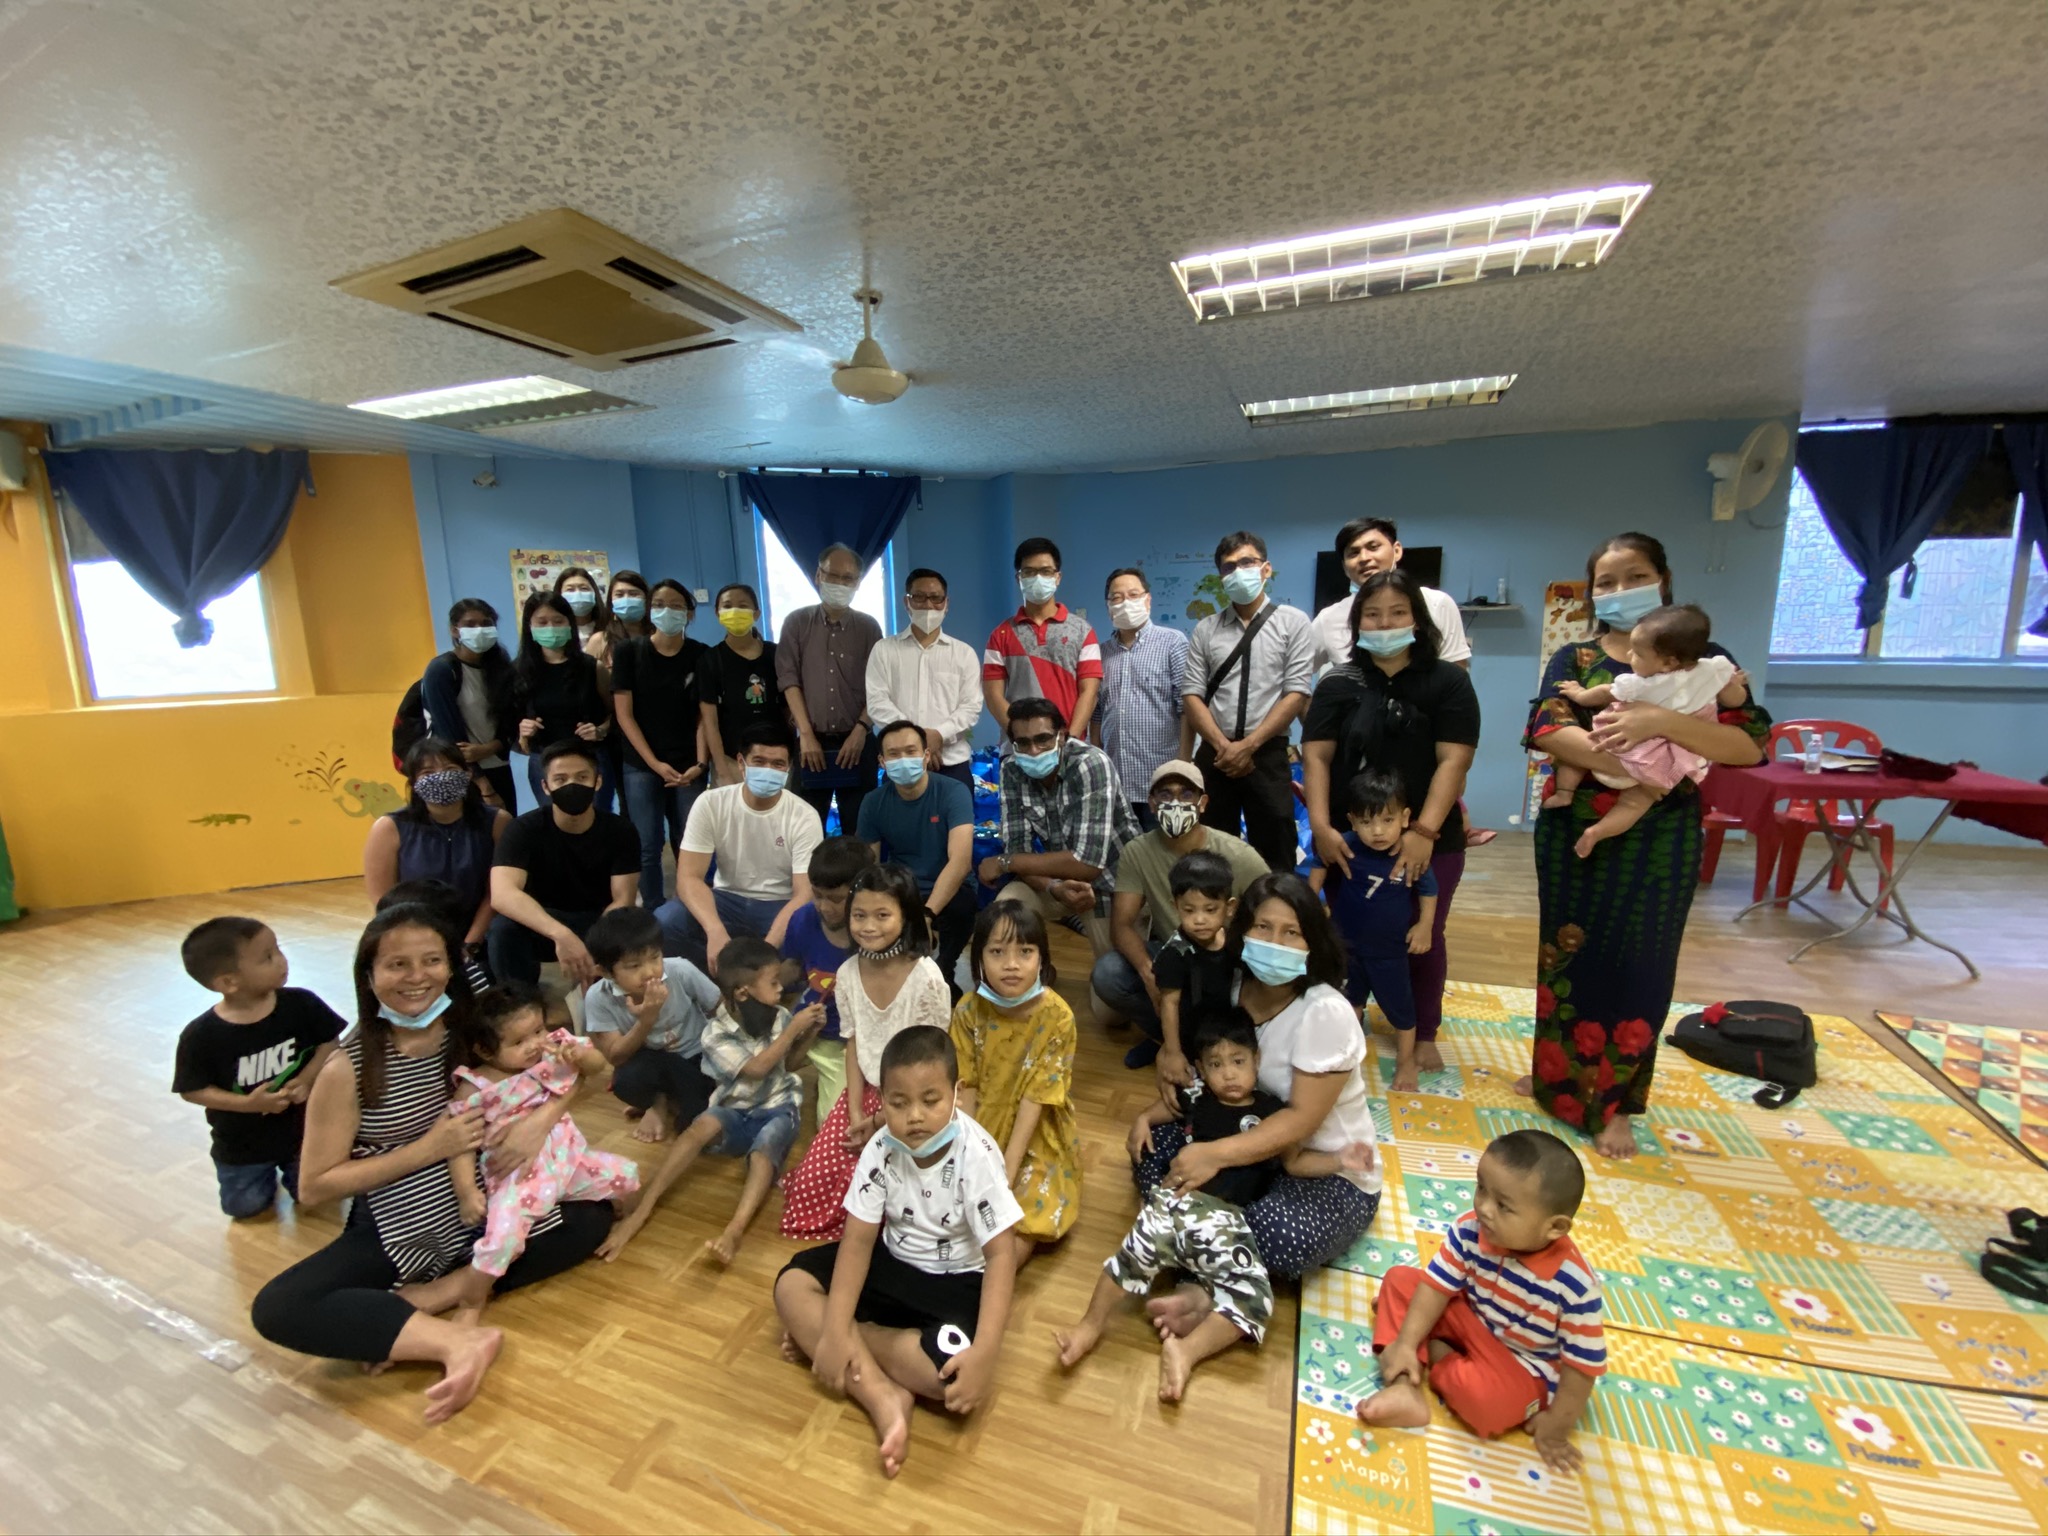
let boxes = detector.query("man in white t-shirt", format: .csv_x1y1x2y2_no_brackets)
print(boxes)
1311,517,1472,673
656,722,823,972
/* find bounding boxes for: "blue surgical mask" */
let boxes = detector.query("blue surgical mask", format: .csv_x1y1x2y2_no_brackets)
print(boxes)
456,624,497,654
884,756,926,787
378,990,453,1030
976,978,1045,1009
884,1110,962,1160
743,765,789,798
1355,627,1414,657
562,590,597,617
1019,573,1058,605
650,607,690,636
1221,566,1267,605
612,596,646,622
1593,583,1664,630
1014,746,1062,779
1241,936,1310,986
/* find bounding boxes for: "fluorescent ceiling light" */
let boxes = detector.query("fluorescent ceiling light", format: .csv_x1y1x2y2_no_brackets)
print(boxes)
1173,185,1650,321
348,374,642,430
1241,375,1517,427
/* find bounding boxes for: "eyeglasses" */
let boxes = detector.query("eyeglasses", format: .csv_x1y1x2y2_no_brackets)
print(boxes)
1012,730,1061,753
1219,553,1265,572
906,593,948,610
1152,790,1201,806
1017,565,1060,578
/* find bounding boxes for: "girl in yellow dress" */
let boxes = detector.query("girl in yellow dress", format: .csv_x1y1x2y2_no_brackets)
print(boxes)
950,900,1080,1273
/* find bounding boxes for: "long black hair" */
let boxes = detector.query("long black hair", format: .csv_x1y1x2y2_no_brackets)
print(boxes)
513,589,593,697
553,565,611,634
969,898,1059,988
850,862,933,957
349,903,473,1105
1229,871,1347,995
1346,569,1441,666
399,735,491,827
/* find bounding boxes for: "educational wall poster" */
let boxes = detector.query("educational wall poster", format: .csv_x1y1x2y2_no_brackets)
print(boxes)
511,549,610,609
1524,579,1591,820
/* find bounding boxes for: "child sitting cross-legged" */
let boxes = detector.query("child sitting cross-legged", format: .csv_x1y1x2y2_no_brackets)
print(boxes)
600,936,821,1265
1056,1008,1351,1402
1359,1129,1605,1471
774,1024,1022,1480
441,984,640,1318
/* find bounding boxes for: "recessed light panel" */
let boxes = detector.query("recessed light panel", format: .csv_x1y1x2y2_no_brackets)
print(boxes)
349,375,642,429
1241,375,1517,427
1173,185,1650,321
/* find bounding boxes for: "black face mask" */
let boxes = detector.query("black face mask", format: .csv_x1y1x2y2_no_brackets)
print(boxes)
735,996,781,1035
549,781,596,815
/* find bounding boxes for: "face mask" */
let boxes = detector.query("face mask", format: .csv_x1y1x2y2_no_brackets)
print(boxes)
884,1109,962,1160
818,581,858,610
1355,627,1415,657
910,606,945,634
1019,573,1058,605
650,607,690,636
1241,936,1310,986
884,757,926,787
378,990,452,1031
612,596,646,623
1593,583,1664,630
413,769,470,806
1221,566,1267,605
1155,801,1200,838
734,996,781,1036
1014,746,1062,779
976,978,1045,1010
1110,598,1150,631
530,623,572,651
717,608,755,637
456,624,497,653
548,781,596,815
744,765,788,798
561,590,597,616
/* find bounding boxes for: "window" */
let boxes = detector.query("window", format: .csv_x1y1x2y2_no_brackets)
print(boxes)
753,513,893,639
1769,468,2048,660
57,499,277,700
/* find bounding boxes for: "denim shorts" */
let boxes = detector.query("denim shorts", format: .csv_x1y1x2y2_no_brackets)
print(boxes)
707,1104,799,1170
215,1157,298,1219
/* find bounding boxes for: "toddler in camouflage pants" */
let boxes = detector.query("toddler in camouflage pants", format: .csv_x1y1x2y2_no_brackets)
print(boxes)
1107,1185,1273,1340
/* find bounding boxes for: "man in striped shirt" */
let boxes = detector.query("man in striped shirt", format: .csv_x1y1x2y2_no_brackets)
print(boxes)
1360,1129,1604,1471
982,536,1102,742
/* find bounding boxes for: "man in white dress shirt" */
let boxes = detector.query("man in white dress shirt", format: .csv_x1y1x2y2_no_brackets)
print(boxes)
864,566,984,790
1310,517,1472,673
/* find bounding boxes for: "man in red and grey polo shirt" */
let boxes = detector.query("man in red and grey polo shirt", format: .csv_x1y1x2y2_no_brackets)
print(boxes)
982,535,1103,742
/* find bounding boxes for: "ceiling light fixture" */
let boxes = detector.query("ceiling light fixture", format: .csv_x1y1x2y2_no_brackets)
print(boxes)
348,374,643,430
1172,185,1650,321
1240,375,1518,427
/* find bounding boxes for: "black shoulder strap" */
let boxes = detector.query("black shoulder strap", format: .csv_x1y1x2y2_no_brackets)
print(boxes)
1203,602,1276,707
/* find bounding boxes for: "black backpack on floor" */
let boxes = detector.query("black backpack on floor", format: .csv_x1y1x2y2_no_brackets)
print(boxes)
1668,999,1817,1102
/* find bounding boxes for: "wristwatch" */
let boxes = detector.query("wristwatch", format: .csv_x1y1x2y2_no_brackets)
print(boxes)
998,853,1013,875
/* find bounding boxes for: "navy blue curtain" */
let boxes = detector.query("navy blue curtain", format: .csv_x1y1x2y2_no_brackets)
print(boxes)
2005,425,2048,636
1795,424,1993,628
46,448,309,647
740,471,920,577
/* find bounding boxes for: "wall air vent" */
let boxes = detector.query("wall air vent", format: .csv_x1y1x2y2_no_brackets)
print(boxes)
333,209,800,371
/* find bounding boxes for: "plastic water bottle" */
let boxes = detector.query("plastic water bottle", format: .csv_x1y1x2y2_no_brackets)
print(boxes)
1803,734,1821,776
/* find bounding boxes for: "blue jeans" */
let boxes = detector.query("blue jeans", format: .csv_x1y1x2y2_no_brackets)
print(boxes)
216,1157,299,1219
620,761,703,911
655,888,788,971
707,1104,800,1170
524,751,615,815
1091,940,1164,1039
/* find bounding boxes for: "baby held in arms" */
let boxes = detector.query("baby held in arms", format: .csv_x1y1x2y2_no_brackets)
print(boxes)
1542,603,1747,858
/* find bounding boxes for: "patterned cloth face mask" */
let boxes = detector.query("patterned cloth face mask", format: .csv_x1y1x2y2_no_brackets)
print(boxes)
413,769,470,805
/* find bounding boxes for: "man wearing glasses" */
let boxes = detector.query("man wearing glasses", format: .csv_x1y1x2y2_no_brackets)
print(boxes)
981,536,1102,743
777,541,883,833
975,698,1140,998
864,566,983,790
1181,531,1315,873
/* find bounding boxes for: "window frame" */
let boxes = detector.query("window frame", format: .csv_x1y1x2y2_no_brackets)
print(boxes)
750,507,897,640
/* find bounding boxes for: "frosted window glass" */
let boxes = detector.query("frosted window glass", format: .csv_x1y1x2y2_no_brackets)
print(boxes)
756,517,890,640
71,562,276,700
1768,473,1865,657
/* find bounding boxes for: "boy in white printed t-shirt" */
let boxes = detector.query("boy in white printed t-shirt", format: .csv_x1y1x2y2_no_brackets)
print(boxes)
774,1025,1023,1480
655,722,823,971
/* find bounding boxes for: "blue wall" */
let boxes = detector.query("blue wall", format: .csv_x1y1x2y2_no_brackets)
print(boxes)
629,466,758,610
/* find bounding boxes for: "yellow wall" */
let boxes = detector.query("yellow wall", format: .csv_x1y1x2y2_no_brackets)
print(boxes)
0,445,434,912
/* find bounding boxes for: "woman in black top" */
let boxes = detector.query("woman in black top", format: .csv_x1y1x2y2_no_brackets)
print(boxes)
511,590,610,810
613,578,711,909
1301,569,1481,1075
419,597,519,814
698,582,781,785
553,566,612,658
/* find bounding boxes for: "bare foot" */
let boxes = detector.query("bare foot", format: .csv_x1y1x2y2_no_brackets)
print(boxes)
631,1105,672,1144
1390,1068,1421,1095
1054,1319,1103,1368
1158,1334,1197,1403
422,1327,502,1425
1358,1379,1431,1428
1415,1041,1445,1074
1574,827,1615,859
705,1228,742,1266
847,1365,916,1478
1512,1074,1533,1097
1540,793,1573,811
1145,1282,1213,1340
1593,1115,1639,1160
778,1331,808,1366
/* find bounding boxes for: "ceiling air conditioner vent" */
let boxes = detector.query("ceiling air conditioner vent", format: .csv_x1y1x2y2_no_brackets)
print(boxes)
334,209,800,371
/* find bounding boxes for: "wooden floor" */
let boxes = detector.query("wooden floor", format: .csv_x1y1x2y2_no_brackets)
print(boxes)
0,834,2039,1534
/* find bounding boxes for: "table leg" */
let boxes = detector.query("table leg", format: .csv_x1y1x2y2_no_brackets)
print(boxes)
1785,803,1979,978
1733,809,1848,924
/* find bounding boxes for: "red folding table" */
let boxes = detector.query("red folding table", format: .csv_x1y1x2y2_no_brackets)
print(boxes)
1699,760,2048,978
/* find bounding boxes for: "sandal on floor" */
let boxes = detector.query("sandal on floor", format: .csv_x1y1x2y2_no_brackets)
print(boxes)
1981,1250,2048,1304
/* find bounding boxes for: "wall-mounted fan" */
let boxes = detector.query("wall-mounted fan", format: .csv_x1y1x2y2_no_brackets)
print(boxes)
1707,421,1789,522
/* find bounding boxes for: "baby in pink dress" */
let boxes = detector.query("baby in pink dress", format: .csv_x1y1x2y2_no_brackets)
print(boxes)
445,988,639,1309
1545,604,1748,859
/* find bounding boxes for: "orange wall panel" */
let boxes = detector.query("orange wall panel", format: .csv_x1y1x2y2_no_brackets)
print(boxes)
286,453,436,696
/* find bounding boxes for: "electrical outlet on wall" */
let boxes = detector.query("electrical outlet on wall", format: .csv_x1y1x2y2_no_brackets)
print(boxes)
694,588,709,601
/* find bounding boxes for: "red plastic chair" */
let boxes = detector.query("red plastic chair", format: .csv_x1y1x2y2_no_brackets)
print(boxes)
1698,806,1774,897
1766,719,1893,910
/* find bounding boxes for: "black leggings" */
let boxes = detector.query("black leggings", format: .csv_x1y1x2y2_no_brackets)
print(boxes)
250,1201,612,1362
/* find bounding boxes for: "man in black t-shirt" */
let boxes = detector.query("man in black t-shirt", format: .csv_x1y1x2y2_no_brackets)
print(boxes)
488,740,640,986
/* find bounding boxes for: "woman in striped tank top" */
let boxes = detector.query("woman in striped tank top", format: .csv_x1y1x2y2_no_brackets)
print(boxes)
251,904,613,1423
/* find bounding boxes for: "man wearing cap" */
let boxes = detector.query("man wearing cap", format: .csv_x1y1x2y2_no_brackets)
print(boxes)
1089,758,1271,1072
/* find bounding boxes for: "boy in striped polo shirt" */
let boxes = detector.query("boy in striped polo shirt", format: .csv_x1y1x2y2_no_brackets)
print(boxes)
1360,1129,1604,1471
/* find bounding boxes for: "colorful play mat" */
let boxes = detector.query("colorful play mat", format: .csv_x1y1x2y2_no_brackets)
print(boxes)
1290,983,2048,1534
1878,1012,2048,1168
